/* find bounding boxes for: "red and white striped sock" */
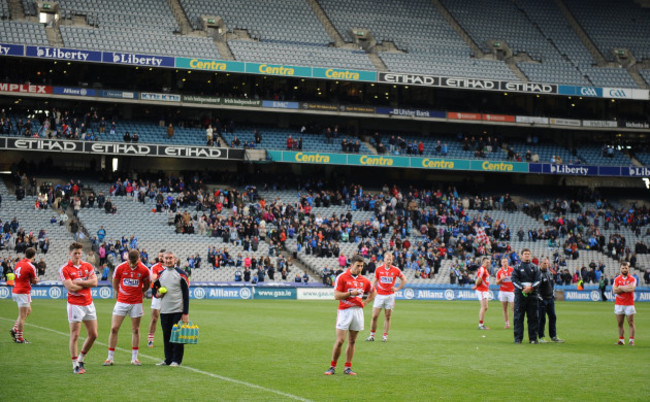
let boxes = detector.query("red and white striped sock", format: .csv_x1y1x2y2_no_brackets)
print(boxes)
15,330,23,341
148,334,154,342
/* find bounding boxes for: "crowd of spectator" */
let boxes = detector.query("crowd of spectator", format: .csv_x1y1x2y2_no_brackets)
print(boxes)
2,168,649,287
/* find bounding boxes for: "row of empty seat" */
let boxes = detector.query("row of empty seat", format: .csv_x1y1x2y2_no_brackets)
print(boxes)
3,0,649,88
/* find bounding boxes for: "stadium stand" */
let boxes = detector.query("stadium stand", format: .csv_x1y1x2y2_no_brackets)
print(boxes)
318,0,517,79
1,172,649,287
0,108,638,167
178,0,376,70
180,0,331,44
0,20,49,46
564,0,650,62
50,0,222,59
0,180,75,282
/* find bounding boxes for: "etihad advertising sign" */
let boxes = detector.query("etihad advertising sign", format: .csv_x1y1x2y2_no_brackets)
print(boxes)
378,73,557,95
0,138,243,160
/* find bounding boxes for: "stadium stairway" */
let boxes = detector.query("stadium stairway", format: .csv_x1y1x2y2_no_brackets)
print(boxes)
167,0,193,35
305,0,345,47
553,0,607,66
7,0,24,20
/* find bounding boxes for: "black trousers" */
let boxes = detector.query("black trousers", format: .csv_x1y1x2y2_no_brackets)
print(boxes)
160,312,184,365
538,298,557,339
514,294,539,343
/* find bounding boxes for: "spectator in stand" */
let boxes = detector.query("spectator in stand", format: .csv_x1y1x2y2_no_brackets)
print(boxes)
167,123,174,139
123,131,131,142
132,132,139,143
104,198,116,214
206,125,214,145
37,258,47,276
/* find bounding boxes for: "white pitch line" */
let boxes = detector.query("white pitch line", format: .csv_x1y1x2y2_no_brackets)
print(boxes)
1,316,312,402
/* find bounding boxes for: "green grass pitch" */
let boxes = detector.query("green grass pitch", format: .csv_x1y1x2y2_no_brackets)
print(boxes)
1,299,648,401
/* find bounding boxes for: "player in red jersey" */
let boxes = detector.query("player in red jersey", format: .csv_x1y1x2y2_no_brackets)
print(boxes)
59,242,98,374
10,247,39,343
147,250,165,347
104,250,151,366
366,252,406,342
613,261,637,345
496,257,515,329
324,255,375,376
472,257,491,330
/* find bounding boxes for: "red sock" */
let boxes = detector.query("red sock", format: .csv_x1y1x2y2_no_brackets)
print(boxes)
344,362,352,368
383,333,388,337
12,324,18,331
330,360,337,368
480,320,484,325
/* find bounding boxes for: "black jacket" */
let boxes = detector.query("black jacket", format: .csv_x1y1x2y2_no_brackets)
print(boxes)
538,269,555,300
512,261,541,297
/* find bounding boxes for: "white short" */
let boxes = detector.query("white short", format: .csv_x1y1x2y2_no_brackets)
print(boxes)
12,293,31,307
614,305,636,316
151,296,161,310
476,291,490,301
373,294,396,310
499,291,514,303
112,302,144,318
335,307,364,331
67,302,97,323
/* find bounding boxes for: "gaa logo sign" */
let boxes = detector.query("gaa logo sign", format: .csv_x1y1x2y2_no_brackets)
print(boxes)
403,288,415,300
0,287,10,299
99,287,112,299
590,291,601,302
48,287,62,299
193,287,205,299
239,287,252,300
580,87,598,97
445,289,455,301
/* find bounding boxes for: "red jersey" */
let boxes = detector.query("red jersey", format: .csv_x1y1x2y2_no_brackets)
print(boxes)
374,264,405,296
12,259,36,294
150,262,164,288
496,267,514,292
59,260,95,306
113,261,150,304
475,266,490,292
335,269,372,310
614,274,636,306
